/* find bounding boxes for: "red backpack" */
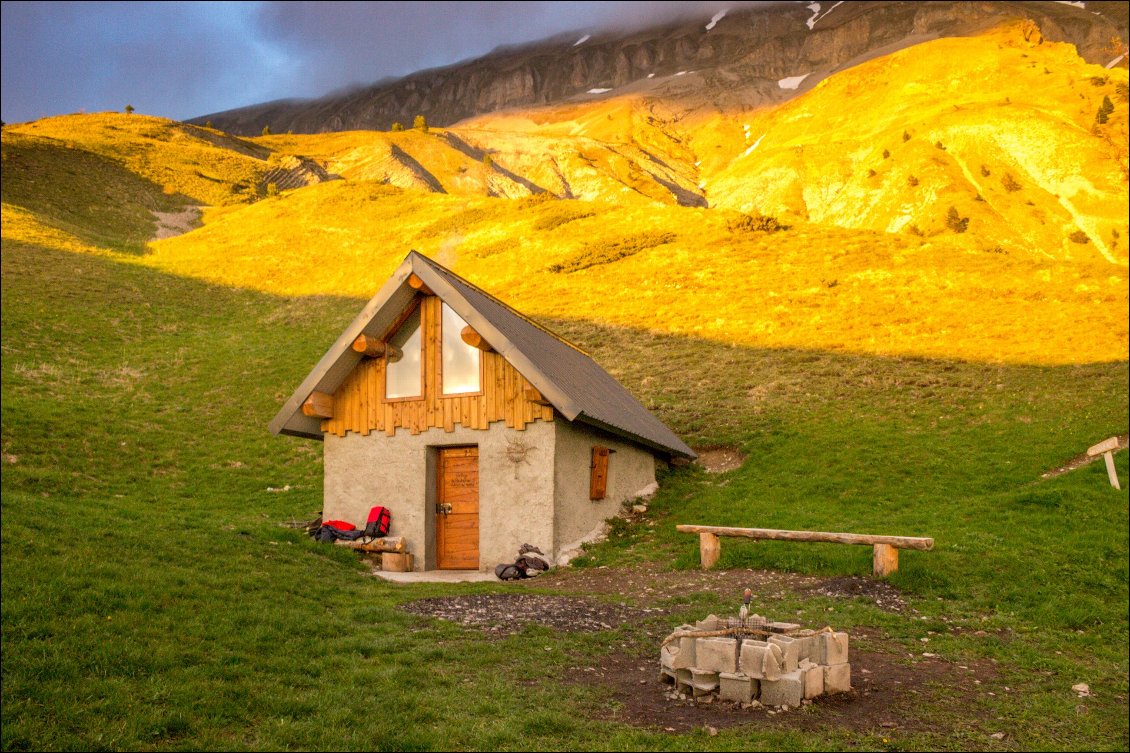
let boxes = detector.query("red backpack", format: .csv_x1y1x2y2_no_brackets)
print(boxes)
363,506,391,539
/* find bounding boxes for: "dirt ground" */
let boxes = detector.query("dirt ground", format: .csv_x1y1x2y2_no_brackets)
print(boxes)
401,565,999,735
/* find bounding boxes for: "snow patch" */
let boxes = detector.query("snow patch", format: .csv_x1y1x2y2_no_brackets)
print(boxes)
805,2,820,29
587,88,612,94
1105,53,1126,69
675,71,687,76
647,73,655,79
741,134,765,157
573,34,591,46
705,9,728,31
1053,1,1085,7
778,73,811,90
806,0,843,29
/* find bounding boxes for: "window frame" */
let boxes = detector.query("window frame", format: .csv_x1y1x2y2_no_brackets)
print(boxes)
381,300,425,403
438,302,484,398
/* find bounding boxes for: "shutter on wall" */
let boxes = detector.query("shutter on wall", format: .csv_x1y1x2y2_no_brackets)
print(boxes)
590,446,610,500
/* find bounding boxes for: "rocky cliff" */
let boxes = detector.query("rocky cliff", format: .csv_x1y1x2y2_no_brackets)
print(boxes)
191,1,1128,136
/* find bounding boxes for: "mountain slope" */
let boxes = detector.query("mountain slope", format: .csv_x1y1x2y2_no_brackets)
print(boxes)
190,1,1128,136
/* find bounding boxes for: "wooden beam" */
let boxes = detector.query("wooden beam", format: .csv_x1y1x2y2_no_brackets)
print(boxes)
675,525,934,551
699,532,721,570
352,334,402,361
1087,436,1120,456
408,273,433,296
872,543,900,577
523,386,551,405
460,325,494,352
301,391,334,419
333,536,406,553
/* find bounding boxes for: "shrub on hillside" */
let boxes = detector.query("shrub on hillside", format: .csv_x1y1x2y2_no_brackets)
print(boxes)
547,231,676,273
517,191,557,209
980,164,991,177
261,125,271,136
532,208,595,232
413,115,428,133
907,175,919,187
391,122,404,132
945,206,969,233
1002,173,1022,192
1068,230,1090,244
727,211,788,233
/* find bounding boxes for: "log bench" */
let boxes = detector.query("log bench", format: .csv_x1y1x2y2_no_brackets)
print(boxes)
333,536,405,553
676,525,934,577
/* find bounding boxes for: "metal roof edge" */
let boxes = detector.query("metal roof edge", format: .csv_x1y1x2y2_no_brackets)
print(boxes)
575,413,698,460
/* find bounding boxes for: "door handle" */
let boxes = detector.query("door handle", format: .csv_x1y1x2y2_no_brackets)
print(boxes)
436,503,452,515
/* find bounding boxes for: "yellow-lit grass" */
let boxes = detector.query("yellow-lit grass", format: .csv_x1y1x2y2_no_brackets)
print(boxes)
146,180,1128,365
5,113,268,206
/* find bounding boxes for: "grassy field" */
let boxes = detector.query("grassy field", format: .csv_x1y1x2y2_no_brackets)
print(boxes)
2,230,1126,750
1,79,1127,749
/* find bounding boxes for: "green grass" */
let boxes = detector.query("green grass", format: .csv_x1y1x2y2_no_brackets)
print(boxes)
2,235,1127,750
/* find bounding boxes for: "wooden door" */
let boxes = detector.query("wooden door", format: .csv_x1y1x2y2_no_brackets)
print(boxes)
436,446,479,569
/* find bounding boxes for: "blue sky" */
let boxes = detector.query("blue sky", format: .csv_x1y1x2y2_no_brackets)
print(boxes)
1,1,751,123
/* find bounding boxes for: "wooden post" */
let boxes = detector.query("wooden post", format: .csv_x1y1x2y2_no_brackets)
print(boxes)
1104,454,1121,491
408,273,433,295
301,391,334,419
700,532,721,569
460,325,494,352
872,543,899,577
1087,437,1122,490
352,334,401,361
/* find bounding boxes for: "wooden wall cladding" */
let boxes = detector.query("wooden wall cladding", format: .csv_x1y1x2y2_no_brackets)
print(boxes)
321,296,554,437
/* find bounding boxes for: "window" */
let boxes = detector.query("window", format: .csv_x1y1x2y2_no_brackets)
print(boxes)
385,306,422,399
441,303,480,395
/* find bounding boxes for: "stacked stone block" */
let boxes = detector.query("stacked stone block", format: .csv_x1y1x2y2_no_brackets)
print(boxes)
660,616,851,708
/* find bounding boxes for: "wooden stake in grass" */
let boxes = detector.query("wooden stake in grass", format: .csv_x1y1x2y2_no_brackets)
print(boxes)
1087,436,1122,490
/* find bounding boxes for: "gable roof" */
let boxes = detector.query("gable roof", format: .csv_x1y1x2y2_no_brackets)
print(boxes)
270,251,696,459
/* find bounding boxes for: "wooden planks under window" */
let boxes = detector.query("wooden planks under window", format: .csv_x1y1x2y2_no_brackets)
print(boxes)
320,296,554,437
590,446,610,500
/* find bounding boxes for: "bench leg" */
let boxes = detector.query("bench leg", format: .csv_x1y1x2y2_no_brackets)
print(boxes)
873,543,898,577
1104,451,1121,490
700,532,720,569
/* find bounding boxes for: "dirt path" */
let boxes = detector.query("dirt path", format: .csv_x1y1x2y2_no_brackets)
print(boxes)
151,206,201,240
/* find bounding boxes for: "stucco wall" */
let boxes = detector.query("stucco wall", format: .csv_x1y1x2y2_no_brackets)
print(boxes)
323,420,556,571
552,420,659,562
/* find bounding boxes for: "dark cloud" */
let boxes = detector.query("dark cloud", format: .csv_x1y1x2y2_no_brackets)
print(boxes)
2,1,768,124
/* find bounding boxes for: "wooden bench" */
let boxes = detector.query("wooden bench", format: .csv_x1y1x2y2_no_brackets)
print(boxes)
333,536,405,553
676,525,933,577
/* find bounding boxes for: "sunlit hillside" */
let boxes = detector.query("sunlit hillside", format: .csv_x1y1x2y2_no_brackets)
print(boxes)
3,14,1129,751
2,23,1127,366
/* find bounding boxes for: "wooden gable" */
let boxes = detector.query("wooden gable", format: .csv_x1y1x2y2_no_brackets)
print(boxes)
319,293,554,437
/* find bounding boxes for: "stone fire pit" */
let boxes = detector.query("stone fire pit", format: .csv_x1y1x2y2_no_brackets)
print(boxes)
659,613,851,708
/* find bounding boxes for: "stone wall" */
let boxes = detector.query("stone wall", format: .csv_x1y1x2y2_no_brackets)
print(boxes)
659,614,851,708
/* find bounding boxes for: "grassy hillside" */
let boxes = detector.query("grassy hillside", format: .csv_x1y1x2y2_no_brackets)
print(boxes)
2,232,1126,750
2,21,1128,751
